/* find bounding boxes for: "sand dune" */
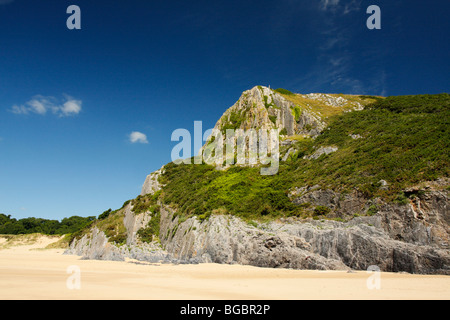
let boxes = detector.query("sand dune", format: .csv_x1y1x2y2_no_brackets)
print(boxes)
0,234,448,300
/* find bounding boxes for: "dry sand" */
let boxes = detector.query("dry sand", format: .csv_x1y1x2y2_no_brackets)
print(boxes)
0,235,449,300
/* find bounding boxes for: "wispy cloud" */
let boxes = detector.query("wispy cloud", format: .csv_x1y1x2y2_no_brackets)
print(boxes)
319,0,361,14
287,0,386,95
319,0,340,11
10,95,82,117
129,131,148,144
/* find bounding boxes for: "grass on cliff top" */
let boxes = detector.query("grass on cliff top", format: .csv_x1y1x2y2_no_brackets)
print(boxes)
279,92,380,119
304,93,450,193
159,93,450,221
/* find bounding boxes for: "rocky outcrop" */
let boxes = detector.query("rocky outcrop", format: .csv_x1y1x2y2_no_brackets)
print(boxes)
211,86,327,139
66,167,449,274
303,146,339,160
155,198,449,274
158,205,348,270
140,166,164,196
66,227,124,261
66,203,173,264
290,180,450,250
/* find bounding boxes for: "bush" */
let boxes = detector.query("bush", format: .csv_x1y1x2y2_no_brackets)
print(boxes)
367,204,378,216
98,209,112,220
137,211,161,243
274,88,295,96
313,206,331,216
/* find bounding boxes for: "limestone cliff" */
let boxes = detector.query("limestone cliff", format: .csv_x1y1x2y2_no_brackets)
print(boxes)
66,87,450,275
67,182,449,274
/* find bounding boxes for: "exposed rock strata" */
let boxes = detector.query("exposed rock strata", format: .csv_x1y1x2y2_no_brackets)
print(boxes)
140,166,164,196
67,181,450,274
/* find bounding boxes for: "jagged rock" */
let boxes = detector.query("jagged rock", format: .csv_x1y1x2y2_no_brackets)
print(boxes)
66,203,171,263
304,146,338,160
379,180,389,190
349,133,363,140
158,206,348,270
210,86,327,141
65,227,124,261
67,173,449,275
154,200,449,274
141,166,164,196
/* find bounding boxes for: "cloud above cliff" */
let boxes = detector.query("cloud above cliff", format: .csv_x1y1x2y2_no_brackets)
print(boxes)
129,131,148,144
10,95,82,117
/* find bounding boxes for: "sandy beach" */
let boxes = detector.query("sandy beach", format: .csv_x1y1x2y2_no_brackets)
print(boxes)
0,235,448,300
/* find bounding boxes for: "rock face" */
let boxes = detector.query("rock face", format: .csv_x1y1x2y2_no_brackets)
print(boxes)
156,193,449,274
66,203,172,264
158,205,348,270
211,86,326,138
66,227,125,261
290,180,450,250
140,166,164,196
67,174,449,274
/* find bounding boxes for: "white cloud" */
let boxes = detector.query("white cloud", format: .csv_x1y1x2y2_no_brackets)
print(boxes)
27,98,48,115
10,95,82,117
129,131,148,144
61,98,82,116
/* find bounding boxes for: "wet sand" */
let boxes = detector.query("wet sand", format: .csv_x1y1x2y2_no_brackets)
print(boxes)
0,235,448,300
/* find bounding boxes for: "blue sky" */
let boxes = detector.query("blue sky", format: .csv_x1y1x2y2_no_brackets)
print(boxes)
0,0,449,220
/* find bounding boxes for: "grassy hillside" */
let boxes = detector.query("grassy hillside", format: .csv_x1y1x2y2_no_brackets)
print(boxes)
36,93,449,243
159,93,449,221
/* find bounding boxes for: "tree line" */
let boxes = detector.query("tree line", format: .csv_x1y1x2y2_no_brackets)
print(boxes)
0,213,95,235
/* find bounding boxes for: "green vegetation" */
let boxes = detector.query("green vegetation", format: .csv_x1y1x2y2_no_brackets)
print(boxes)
98,208,112,220
159,93,449,221
221,109,247,132
137,209,161,243
367,204,378,216
263,95,277,109
302,93,450,198
280,92,378,119
4,93,448,242
0,214,95,235
274,88,295,96
291,105,302,122
160,163,300,221
313,206,331,216
131,191,161,215
269,115,277,125
95,209,127,244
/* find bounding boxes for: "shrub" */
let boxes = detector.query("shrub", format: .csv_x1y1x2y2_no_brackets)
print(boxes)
313,206,331,216
137,211,161,243
274,88,295,96
367,204,378,216
98,209,112,220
